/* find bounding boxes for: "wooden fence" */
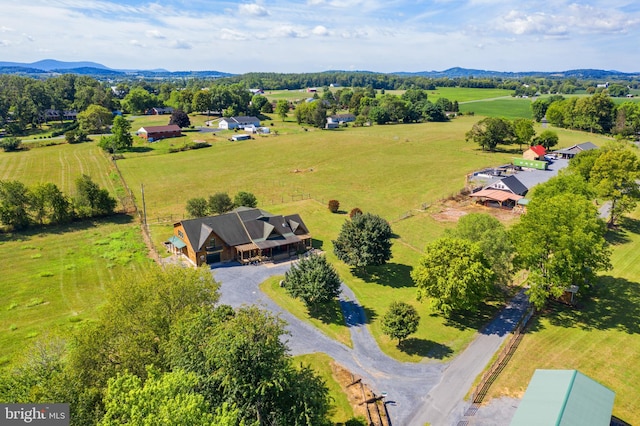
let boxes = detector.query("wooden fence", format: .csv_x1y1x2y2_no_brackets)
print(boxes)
470,306,535,404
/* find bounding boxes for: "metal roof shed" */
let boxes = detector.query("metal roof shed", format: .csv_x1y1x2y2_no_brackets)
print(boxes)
510,369,615,426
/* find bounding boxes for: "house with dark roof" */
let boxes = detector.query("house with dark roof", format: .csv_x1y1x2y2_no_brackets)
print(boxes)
136,124,182,141
554,142,598,159
168,207,312,266
523,145,546,161
218,116,261,130
469,175,528,209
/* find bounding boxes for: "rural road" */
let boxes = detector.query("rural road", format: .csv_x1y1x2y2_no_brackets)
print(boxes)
213,261,529,426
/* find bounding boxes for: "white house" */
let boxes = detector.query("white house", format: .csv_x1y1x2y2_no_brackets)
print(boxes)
218,116,261,130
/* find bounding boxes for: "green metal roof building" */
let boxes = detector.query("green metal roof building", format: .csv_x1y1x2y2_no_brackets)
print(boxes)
510,370,615,426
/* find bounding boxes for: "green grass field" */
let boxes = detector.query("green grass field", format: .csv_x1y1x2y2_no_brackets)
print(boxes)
2,87,638,419
484,210,640,423
0,142,119,198
116,113,611,363
459,98,533,119
0,216,151,367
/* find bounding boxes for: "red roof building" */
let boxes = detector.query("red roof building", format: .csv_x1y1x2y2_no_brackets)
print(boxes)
137,125,182,141
523,145,547,161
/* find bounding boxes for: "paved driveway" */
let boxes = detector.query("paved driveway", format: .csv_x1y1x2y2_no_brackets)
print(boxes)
213,261,528,426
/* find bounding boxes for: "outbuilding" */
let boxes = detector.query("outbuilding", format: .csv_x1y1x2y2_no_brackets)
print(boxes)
136,124,182,141
511,369,615,426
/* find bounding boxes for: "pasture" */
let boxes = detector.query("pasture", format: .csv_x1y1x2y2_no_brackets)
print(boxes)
484,212,640,423
118,112,612,362
0,216,150,367
0,142,119,199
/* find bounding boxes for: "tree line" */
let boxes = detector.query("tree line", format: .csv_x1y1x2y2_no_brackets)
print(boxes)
293,87,457,128
531,92,640,137
0,175,116,230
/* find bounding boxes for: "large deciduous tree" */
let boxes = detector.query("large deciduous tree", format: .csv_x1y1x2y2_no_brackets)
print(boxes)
77,104,113,134
283,254,342,312
98,115,133,153
513,118,535,152
445,213,513,287
591,146,640,227
74,174,116,218
0,180,31,230
465,117,515,151
412,237,494,315
207,307,332,425
208,192,234,215
185,197,209,218
381,301,420,345
276,100,289,121
169,109,191,128
511,194,611,309
233,191,258,208
333,212,393,268
532,129,559,150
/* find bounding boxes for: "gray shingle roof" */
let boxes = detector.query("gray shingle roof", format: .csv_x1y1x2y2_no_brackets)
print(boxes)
179,208,309,253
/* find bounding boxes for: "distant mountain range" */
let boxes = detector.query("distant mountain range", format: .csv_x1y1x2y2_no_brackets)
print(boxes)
0,59,638,80
0,59,234,78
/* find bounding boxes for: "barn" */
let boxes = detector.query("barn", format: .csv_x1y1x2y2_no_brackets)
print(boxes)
137,124,182,141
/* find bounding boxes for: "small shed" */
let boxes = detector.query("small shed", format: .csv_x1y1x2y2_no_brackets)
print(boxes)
510,369,615,426
523,145,547,161
231,134,251,141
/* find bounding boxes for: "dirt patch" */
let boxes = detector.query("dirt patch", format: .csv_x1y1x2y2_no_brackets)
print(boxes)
331,361,389,426
431,199,520,225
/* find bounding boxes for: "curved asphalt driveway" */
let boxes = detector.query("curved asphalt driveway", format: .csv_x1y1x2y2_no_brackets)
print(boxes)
213,261,529,426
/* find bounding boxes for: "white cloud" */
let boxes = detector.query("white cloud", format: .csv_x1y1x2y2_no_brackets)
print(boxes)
220,28,249,41
272,25,307,38
312,25,329,36
0,40,10,47
145,30,166,39
1,26,14,33
239,3,269,17
130,39,145,47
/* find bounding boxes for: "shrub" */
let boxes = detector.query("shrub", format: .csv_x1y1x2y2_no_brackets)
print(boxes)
328,199,340,213
349,207,363,218
0,137,22,152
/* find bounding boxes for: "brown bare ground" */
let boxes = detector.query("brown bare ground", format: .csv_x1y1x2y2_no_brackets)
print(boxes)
431,198,521,225
331,361,389,426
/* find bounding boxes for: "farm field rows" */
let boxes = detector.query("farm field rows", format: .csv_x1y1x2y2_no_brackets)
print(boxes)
0,142,118,198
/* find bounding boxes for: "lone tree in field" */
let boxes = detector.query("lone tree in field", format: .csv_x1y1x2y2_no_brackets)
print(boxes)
99,115,133,153
412,237,494,316
169,109,191,128
283,254,341,313
276,100,289,121
465,117,515,151
333,212,393,268
381,301,420,345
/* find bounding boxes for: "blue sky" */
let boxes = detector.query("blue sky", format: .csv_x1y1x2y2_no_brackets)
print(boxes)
2,0,639,73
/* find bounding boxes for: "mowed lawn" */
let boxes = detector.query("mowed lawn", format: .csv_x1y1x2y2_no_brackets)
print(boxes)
0,141,120,202
0,216,151,368
484,210,640,423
